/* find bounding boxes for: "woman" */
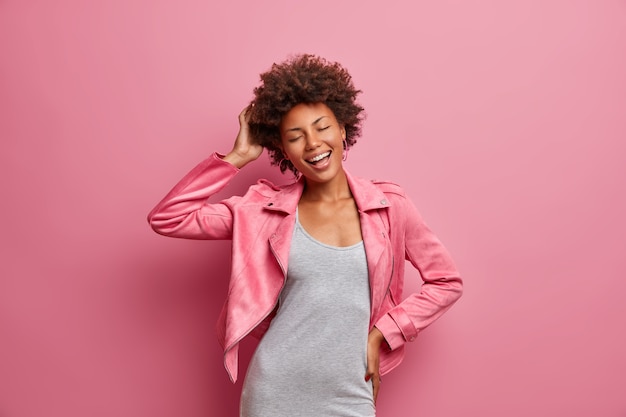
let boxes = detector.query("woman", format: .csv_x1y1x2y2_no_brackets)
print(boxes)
148,54,462,417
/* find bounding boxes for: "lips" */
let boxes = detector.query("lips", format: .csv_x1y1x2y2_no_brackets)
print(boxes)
306,151,331,165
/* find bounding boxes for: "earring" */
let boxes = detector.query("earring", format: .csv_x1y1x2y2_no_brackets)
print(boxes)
342,139,348,161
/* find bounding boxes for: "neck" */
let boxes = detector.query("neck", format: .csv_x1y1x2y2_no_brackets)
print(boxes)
301,169,352,202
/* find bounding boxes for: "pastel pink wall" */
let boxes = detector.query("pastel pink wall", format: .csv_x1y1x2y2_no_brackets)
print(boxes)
1,1,625,416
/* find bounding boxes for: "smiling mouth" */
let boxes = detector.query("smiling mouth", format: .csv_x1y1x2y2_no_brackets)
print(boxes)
307,151,331,165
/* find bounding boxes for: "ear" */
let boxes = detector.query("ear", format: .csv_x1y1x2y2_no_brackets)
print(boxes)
341,125,346,140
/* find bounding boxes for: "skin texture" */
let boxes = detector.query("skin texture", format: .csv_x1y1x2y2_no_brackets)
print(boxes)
280,103,361,247
223,103,385,403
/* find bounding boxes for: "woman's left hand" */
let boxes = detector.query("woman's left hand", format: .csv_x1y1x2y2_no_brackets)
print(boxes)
366,327,385,404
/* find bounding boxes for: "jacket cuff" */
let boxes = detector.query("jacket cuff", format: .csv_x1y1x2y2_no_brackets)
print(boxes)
213,152,241,171
375,308,419,351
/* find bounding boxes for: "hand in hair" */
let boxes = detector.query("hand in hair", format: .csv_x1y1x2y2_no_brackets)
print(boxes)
223,106,264,169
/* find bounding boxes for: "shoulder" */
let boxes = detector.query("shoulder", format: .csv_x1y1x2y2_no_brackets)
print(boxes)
251,178,283,193
366,178,420,218
369,179,408,200
240,178,298,202
348,172,413,211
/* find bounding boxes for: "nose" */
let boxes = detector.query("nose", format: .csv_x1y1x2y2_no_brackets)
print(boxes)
305,132,321,150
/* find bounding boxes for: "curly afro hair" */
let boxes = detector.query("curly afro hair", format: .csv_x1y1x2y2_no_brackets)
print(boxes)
248,54,365,174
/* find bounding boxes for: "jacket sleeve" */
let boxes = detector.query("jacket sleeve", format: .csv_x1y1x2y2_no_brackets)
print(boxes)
147,152,241,240
375,195,463,350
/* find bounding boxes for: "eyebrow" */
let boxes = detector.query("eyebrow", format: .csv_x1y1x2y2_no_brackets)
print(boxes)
285,116,328,132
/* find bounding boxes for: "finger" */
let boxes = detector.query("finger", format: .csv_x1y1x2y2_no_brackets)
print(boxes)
365,371,381,404
372,375,380,404
243,104,255,122
238,106,251,125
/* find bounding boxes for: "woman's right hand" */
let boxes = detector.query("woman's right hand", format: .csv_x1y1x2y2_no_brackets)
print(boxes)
223,106,264,169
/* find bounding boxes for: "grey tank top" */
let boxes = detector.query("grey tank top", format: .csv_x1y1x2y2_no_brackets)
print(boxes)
240,214,374,417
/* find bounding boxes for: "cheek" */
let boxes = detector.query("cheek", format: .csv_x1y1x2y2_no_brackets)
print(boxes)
326,132,344,147
281,142,299,160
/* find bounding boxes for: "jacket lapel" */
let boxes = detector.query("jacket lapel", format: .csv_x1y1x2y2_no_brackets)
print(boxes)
263,179,305,276
346,172,393,318
262,173,393,317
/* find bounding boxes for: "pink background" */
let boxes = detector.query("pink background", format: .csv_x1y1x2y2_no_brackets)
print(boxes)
1,1,625,416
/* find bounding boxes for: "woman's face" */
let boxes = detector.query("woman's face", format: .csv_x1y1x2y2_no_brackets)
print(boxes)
279,102,346,184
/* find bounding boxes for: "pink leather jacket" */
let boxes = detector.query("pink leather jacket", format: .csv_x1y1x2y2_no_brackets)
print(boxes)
148,153,463,383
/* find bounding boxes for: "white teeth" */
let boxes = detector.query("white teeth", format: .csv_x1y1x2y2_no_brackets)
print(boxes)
308,151,331,162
